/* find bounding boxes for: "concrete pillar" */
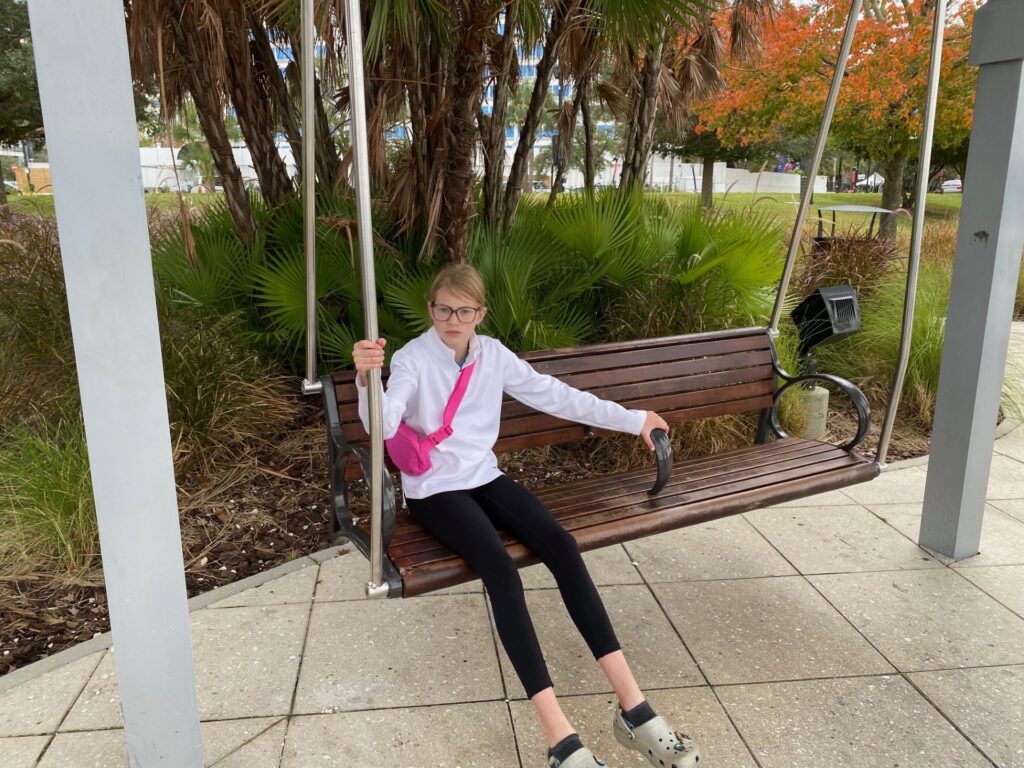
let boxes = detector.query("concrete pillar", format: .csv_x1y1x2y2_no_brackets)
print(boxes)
27,1,203,764
920,0,1024,559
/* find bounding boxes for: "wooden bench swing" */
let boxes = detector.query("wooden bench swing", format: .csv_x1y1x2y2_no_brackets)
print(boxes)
302,0,936,599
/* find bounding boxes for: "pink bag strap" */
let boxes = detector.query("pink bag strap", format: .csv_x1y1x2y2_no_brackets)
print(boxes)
426,361,476,446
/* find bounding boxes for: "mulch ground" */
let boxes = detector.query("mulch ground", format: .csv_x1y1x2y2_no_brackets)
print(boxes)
0,399,938,677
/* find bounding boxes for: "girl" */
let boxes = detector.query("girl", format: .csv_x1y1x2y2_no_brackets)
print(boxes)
353,264,701,768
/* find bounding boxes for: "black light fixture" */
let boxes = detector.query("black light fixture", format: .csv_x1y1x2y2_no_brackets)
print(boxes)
790,284,861,378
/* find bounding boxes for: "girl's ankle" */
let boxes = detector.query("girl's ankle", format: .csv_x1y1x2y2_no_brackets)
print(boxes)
546,725,578,750
547,733,584,762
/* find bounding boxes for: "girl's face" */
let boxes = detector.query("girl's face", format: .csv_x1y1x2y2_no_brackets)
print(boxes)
429,287,487,354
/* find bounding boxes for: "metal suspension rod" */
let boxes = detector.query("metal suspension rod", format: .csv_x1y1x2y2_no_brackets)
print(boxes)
343,0,388,598
876,0,947,467
769,0,865,334
301,0,321,395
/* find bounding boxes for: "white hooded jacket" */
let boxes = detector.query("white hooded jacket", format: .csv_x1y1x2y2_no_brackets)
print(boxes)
356,327,647,499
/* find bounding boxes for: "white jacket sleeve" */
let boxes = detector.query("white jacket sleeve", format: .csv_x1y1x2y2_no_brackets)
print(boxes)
499,343,647,435
355,346,417,440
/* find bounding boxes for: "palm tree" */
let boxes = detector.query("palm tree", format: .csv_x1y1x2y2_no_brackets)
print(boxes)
126,0,257,243
615,0,774,189
128,0,730,259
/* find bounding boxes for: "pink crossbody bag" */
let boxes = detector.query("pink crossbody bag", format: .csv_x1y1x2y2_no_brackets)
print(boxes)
385,362,476,476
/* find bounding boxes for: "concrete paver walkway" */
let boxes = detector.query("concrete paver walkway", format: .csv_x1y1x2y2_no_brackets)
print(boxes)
3,431,1024,767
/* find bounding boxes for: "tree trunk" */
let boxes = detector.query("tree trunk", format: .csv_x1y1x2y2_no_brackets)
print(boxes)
173,19,256,245
287,30,342,188
701,157,715,208
440,5,494,261
481,0,519,227
620,40,664,188
502,0,576,230
880,153,905,239
581,81,594,191
314,73,342,189
250,17,303,174
222,13,292,209
408,44,431,218
549,163,567,207
668,154,675,192
548,94,581,207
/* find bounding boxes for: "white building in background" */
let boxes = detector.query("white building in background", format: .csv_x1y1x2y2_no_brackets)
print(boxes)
641,157,828,195
136,143,298,192
138,147,199,191
20,29,806,196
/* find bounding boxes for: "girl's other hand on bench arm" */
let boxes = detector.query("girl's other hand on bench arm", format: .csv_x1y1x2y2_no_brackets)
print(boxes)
640,411,670,451
353,338,386,387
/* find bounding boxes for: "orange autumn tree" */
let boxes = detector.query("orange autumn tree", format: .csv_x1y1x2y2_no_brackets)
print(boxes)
698,0,978,237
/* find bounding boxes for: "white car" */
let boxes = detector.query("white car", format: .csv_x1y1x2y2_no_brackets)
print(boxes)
941,178,963,193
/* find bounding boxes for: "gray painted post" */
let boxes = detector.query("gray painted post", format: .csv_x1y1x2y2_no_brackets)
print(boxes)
920,0,1024,559
27,1,203,764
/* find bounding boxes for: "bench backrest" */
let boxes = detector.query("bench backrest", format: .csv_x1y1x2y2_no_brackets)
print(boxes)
328,327,776,476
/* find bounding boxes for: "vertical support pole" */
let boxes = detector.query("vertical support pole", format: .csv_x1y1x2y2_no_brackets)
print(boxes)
921,0,1024,559
876,0,947,466
343,0,388,597
301,0,321,395
27,1,203,765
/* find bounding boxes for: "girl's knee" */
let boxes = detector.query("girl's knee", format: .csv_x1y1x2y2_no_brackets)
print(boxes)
474,548,522,589
537,526,584,568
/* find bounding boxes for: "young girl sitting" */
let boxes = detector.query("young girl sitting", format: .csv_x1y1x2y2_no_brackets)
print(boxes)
353,263,701,768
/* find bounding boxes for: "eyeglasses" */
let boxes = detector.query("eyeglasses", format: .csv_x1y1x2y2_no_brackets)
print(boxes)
430,302,482,323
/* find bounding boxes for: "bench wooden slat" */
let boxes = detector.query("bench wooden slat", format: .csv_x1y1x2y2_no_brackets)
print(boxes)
498,364,775,419
331,335,770,409
525,334,770,376
338,389,776,479
515,326,769,362
390,449,880,596
393,453,867,569
387,442,858,561
387,439,836,545
496,380,774,439
336,359,775,425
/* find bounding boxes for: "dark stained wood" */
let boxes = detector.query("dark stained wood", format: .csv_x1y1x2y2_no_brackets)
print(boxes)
388,439,836,546
330,328,772,405
384,442,880,597
389,444,865,564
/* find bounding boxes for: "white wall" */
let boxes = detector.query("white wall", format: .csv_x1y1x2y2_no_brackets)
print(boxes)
644,156,827,194
139,143,299,192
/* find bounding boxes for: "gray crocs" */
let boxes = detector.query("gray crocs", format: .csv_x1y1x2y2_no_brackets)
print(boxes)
612,707,701,768
548,745,609,767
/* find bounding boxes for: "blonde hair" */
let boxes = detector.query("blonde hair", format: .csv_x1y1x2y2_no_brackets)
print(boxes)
429,263,486,306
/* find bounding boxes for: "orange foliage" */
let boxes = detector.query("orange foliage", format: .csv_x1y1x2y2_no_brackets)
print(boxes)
697,0,978,163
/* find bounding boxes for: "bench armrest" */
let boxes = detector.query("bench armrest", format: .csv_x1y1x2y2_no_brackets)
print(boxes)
327,423,398,551
321,375,398,551
648,428,673,496
768,373,871,452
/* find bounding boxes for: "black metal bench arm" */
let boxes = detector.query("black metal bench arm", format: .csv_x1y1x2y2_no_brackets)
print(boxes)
768,373,871,452
649,428,672,496
330,431,398,548
320,376,398,552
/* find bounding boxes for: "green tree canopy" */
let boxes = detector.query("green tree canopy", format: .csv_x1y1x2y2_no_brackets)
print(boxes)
0,0,42,146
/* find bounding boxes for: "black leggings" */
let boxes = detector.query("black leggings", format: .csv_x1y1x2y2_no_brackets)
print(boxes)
407,474,621,698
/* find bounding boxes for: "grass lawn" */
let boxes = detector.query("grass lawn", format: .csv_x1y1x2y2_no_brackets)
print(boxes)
10,190,963,234
661,191,963,234
6,191,224,218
